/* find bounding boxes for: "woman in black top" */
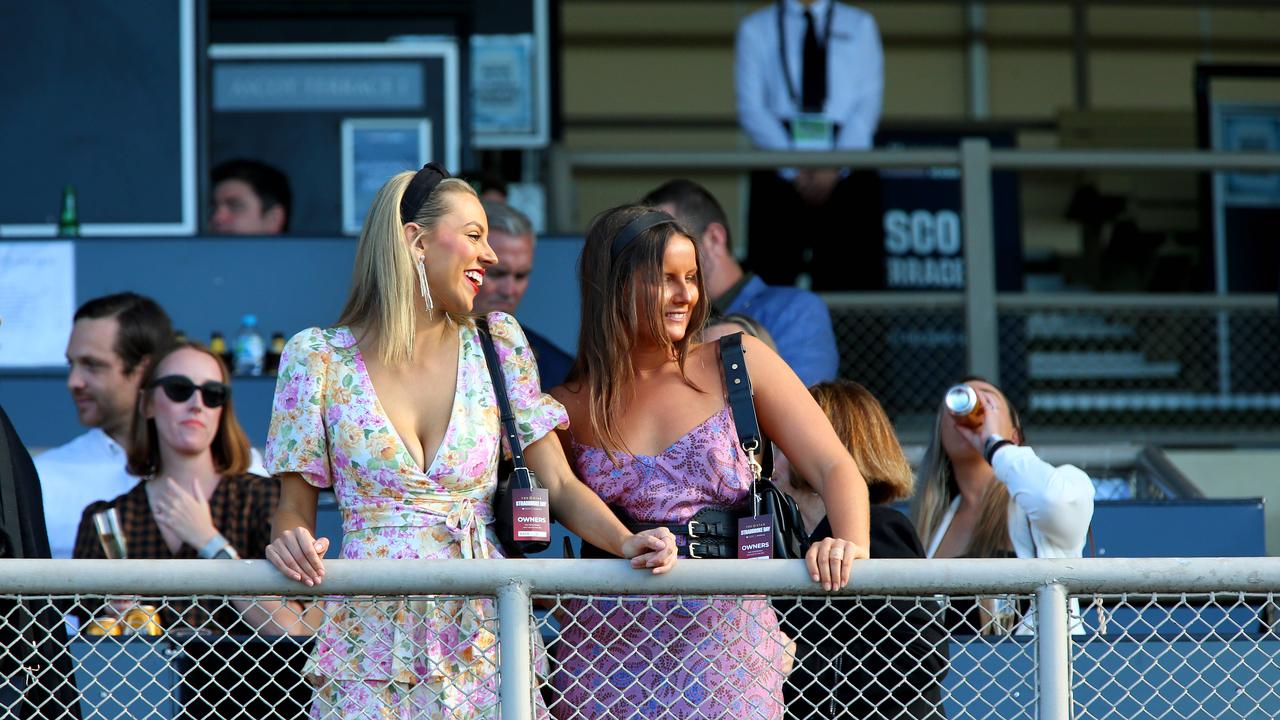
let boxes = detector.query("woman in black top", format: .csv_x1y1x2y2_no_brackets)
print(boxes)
774,380,949,720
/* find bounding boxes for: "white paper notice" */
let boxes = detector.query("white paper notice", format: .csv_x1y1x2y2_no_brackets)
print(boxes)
0,241,75,367
471,34,535,136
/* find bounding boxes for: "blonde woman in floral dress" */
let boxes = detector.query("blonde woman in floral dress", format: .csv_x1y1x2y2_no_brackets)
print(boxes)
263,164,677,720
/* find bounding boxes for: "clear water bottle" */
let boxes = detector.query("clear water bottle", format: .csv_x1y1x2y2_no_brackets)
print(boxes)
233,314,265,376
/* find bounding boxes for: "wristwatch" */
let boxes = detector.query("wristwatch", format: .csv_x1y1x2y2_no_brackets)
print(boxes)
198,533,241,560
983,433,1013,465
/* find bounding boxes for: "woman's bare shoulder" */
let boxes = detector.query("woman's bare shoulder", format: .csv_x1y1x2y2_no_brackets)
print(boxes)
549,382,586,415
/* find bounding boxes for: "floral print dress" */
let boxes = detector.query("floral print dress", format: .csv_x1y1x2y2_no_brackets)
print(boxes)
266,312,566,719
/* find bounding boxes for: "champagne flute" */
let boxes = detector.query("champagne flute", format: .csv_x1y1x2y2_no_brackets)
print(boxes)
92,508,128,559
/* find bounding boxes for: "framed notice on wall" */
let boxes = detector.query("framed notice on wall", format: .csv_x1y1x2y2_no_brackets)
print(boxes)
471,34,536,140
1213,103,1280,208
1196,64,1280,294
469,0,550,148
341,119,433,235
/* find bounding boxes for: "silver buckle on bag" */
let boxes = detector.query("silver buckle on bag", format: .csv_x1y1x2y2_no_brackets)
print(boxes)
687,540,704,559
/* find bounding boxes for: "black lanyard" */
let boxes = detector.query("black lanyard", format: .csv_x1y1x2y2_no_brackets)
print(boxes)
776,0,836,107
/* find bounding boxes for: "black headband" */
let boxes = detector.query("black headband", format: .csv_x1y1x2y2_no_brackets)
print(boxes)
610,211,676,260
399,162,451,224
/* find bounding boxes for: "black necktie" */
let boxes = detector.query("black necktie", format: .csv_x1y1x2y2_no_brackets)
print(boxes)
801,8,827,112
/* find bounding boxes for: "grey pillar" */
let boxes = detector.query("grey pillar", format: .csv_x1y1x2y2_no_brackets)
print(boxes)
497,580,534,719
960,137,998,384
1036,582,1073,720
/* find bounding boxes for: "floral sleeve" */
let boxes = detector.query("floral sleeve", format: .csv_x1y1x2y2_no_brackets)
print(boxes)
264,328,333,488
486,312,569,457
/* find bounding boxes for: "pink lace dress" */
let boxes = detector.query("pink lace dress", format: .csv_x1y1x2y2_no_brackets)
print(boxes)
549,404,786,719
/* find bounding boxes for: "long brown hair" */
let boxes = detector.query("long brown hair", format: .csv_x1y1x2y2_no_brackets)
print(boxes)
567,204,711,458
909,377,1024,558
793,381,913,505
126,342,251,478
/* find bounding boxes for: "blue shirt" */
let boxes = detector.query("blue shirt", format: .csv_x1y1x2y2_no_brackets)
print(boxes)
724,274,838,387
735,0,883,152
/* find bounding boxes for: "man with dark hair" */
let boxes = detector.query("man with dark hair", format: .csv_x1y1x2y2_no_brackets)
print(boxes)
33,292,174,559
474,199,573,389
210,159,291,235
643,179,838,386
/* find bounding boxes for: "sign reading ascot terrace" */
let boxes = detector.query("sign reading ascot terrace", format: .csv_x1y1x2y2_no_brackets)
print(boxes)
213,63,425,111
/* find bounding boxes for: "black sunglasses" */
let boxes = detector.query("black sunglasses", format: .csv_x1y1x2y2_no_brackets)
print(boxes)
150,375,230,409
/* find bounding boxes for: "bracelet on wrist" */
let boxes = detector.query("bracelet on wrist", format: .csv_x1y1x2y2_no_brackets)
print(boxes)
983,435,1013,465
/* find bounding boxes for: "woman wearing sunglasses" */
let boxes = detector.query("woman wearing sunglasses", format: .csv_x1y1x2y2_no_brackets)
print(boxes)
73,341,317,636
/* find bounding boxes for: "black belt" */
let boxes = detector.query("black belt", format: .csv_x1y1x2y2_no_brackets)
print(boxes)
580,506,744,560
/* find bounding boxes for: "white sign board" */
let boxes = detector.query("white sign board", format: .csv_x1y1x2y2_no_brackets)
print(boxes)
0,241,75,367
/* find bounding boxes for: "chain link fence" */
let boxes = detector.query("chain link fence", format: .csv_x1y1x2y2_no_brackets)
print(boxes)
827,293,1280,444
2,560,1279,719
533,591,1044,720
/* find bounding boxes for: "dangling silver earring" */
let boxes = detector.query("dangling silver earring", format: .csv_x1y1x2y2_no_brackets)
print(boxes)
415,255,434,312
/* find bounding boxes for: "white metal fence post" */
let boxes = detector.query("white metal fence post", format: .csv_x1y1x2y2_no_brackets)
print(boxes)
497,580,535,720
1036,582,1072,720
960,137,999,384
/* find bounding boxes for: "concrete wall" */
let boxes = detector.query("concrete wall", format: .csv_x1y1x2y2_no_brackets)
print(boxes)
1168,449,1280,556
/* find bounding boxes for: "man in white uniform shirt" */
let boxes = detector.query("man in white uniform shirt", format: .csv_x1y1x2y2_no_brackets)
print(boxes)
736,0,884,291
34,293,172,559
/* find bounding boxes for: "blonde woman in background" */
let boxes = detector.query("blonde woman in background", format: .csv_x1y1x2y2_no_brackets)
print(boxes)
773,380,948,720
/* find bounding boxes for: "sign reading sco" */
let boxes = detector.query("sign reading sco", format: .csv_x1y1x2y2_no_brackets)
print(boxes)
883,209,964,289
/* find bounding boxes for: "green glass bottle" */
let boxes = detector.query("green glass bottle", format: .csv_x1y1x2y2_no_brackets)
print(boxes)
58,185,79,237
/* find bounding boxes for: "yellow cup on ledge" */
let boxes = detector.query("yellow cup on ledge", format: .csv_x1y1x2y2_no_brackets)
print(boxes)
84,617,123,636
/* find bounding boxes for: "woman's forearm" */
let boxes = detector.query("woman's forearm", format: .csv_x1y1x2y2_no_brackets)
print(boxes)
523,435,631,556
817,463,871,557
549,477,632,557
272,473,320,539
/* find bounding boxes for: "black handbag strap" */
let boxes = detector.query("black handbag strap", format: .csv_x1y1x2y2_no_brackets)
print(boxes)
719,332,761,456
475,319,528,471
718,333,764,515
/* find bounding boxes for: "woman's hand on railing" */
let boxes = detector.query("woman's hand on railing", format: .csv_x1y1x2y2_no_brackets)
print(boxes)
265,527,330,587
619,528,678,575
806,536,865,591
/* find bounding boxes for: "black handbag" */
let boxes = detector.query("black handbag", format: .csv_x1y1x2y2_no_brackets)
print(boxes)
477,319,550,557
719,333,812,560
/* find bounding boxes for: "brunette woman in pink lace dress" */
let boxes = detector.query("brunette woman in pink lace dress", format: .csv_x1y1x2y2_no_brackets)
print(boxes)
547,205,872,719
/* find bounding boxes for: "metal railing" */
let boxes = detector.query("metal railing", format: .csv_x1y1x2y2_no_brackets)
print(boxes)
3,558,1279,719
